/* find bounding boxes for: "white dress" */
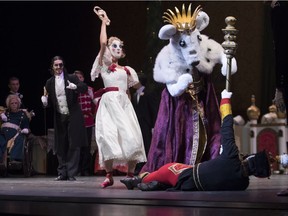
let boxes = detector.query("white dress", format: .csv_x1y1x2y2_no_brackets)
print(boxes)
91,50,147,170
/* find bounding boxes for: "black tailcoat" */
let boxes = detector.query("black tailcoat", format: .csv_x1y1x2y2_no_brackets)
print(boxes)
45,72,88,154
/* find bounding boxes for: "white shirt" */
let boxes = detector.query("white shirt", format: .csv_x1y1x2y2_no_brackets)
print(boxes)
55,73,69,115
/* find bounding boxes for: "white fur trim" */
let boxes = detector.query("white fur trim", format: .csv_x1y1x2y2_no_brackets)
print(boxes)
166,73,193,97
152,10,238,95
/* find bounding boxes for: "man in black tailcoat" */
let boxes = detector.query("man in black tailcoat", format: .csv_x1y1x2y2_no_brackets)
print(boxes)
41,56,88,181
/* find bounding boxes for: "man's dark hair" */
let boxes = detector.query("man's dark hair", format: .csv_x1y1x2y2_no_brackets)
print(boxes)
49,55,66,75
8,76,19,84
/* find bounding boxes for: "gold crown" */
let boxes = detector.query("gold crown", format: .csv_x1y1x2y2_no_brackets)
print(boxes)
163,4,202,32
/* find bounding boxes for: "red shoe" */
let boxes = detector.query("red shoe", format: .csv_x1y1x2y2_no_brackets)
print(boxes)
100,177,114,188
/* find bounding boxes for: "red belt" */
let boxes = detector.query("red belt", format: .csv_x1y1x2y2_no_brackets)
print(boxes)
94,87,119,113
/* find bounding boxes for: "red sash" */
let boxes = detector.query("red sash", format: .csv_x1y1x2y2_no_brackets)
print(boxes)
94,87,119,114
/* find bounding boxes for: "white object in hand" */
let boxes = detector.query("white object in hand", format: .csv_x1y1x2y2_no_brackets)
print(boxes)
41,96,48,107
66,80,77,90
94,6,111,26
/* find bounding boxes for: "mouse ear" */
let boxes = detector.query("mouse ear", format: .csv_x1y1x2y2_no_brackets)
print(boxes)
196,11,210,31
158,25,177,40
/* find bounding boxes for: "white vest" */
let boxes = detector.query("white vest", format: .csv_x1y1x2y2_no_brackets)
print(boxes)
55,73,69,115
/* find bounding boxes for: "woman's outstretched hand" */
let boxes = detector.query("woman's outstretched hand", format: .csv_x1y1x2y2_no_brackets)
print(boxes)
94,6,111,26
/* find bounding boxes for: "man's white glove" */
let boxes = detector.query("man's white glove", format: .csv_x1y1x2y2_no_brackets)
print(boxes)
221,89,232,99
41,96,48,107
66,80,77,90
0,113,7,122
21,128,29,134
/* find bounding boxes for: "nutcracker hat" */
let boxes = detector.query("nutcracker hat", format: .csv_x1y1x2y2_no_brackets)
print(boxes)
246,150,271,178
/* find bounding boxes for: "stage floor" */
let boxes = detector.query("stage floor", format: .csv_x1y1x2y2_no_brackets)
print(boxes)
0,174,288,216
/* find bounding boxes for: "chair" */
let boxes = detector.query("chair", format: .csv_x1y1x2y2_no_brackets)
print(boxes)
0,132,34,177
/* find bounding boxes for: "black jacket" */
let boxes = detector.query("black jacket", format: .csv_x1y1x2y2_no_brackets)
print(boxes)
45,72,88,153
174,115,249,191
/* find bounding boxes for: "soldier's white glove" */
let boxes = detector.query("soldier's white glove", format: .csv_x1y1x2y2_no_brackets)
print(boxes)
66,80,77,90
41,96,48,107
21,128,29,134
221,89,232,99
0,113,7,122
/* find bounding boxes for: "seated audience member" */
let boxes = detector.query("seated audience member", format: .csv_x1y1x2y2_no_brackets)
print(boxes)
0,95,30,165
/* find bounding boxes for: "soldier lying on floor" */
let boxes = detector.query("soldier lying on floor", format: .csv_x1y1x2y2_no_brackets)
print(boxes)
120,89,274,191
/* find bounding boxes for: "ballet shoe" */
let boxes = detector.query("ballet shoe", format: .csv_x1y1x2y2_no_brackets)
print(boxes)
93,6,111,25
100,177,114,188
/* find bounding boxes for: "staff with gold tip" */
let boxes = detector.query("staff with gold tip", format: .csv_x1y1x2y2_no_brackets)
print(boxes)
222,16,238,92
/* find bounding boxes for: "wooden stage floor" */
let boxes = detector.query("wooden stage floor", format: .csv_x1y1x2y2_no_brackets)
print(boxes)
0,174,288,216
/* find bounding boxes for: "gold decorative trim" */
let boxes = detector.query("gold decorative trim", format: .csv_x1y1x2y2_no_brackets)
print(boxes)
163,4,202,32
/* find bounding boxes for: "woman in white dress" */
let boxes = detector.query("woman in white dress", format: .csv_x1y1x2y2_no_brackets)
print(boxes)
91,7,146,188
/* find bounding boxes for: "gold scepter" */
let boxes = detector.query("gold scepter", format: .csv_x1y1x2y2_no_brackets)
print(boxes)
222,16,238,92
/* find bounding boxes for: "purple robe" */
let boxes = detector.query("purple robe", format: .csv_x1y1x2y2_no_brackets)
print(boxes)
141,75,221,173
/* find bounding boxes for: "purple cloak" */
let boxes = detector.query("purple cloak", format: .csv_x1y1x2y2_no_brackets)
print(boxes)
141,75,221,173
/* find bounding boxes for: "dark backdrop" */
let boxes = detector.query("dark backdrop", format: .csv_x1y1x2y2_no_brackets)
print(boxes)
0,1,148,135
0,1,279,135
